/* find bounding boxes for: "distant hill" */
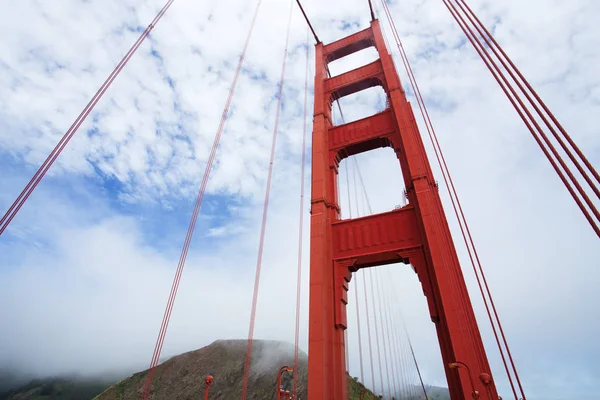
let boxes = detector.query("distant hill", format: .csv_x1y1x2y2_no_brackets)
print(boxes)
0,377,113,400
0,339,448,399
423,384,451,400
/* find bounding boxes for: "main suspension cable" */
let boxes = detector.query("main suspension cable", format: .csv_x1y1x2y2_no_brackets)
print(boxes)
241,1,294,398
293,26,311,399
295,0,320,43
140,1,264,398
0,0,177,236
367,0,376,21
457,0,600,193
443,0,599,238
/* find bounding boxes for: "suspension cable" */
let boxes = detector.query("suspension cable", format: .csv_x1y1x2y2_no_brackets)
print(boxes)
375,270,398,398
367,0,376,21
443,0,599,236
373,270,392,398
362,266,377,393
293,26,310,399
0,0,177,236
382,271,410,398
456,0,600,192
440,1,585,397
386,269,430,399
350,152,430,399
368,268,385,396
380,0,497,378
139,2,264,399
241,1,294,398
295,0,320,43
380,1,533,398
380,1,522,396
443,0,600,237
387,274,415,399
350,156,383,395
399,296,429,399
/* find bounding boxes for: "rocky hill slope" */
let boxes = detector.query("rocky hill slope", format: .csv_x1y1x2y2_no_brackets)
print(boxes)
95,339,376,400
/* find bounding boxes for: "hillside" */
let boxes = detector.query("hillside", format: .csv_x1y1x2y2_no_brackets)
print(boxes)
0,340,447,399
0,377,112,400
423,385,451,400
96,339,377,400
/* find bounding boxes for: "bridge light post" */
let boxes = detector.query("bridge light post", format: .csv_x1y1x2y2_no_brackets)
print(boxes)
449,362,480,399
278,366,294,400
203,375,213,400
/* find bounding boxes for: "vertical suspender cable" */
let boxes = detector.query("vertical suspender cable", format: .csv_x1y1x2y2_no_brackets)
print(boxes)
140,2,264,399
383,273,410,398
362,270,377,393
352,154,430,399
408,331,429,399
368,268,385,395
347,157,366,388
293,26,310,400
337,97,376,395
0,0,177,236
390,273,429,400
374,270,392,398
387,269,430,399
241,0,294,398
376,270,399,398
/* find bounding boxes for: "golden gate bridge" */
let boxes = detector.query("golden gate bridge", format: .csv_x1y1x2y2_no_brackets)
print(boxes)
1,0,598,399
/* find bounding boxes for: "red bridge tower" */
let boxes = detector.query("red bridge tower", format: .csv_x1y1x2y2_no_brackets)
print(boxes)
308,20,499,400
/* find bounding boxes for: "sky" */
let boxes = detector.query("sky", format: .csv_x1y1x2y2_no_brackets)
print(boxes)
0,0,599,399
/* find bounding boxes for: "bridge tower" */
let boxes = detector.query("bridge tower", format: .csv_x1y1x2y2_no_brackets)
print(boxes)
308,20,499,400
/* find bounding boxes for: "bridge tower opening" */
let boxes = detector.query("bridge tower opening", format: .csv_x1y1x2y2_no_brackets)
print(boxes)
308,20,499,400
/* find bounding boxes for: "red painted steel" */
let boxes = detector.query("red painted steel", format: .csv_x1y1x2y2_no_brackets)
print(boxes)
307,20,498,400
278,366,294,400
203,375,213,400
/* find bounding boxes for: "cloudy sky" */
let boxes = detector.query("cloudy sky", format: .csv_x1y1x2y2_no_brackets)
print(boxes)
0,0,598,399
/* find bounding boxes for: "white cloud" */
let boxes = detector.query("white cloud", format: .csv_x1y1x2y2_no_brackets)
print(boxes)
0,0,599,399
